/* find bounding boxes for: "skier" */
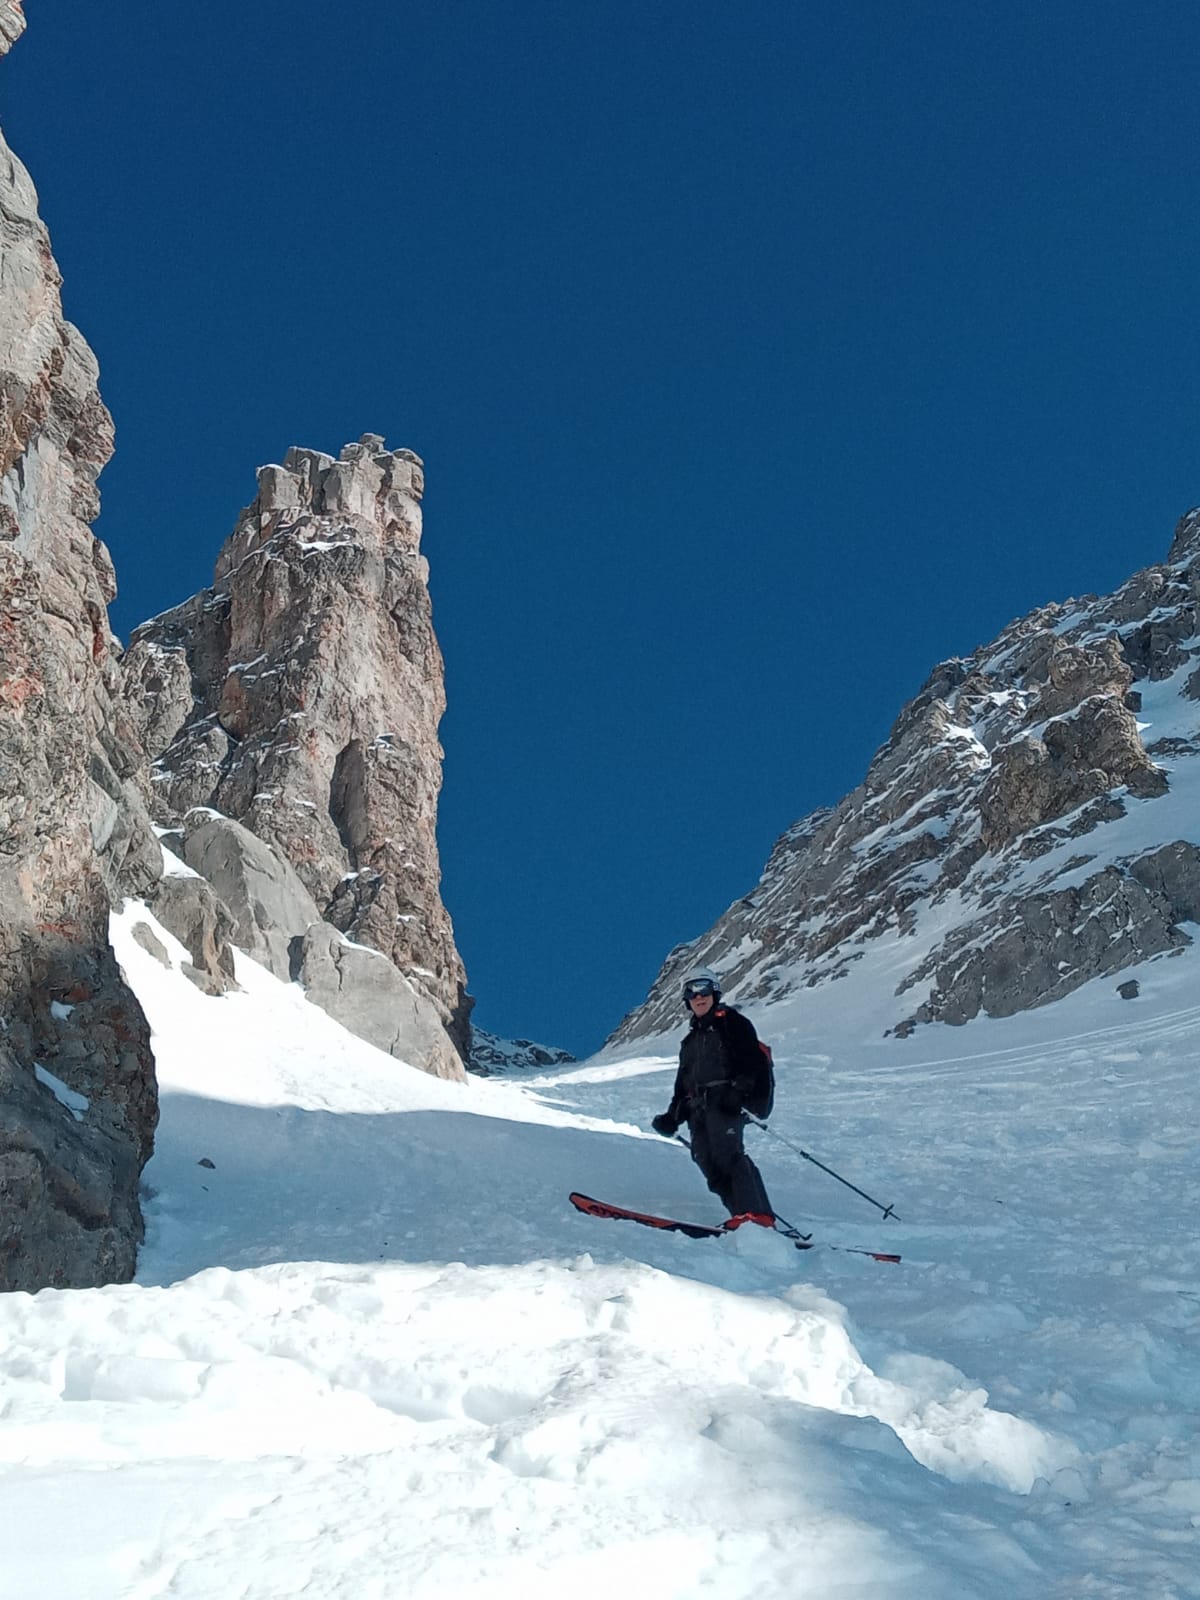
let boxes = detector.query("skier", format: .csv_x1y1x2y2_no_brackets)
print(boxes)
650,966,774,1220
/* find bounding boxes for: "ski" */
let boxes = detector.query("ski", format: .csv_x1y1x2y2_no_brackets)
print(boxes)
568,1192,901,1263
569,1190,736,1238
789,1237,902,1263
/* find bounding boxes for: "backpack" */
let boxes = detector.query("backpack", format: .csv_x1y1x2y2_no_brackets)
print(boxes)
743,1040,775,1120
708,1005,776,1119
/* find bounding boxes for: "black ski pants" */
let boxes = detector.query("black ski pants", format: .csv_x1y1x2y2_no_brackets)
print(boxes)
687,1103,773,1218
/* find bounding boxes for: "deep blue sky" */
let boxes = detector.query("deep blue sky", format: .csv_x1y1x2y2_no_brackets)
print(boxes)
6,3,1200,1054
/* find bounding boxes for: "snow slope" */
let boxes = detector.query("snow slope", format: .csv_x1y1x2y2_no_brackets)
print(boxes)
3,903,1200,1597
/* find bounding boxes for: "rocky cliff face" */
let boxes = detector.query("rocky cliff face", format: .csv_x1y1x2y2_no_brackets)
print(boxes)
0,16,161,1290
612,516,1200,1046
123,439,470,1079
0,3,24,54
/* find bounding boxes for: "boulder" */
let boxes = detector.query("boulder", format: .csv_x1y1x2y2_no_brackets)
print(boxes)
147,867,239,996
293,923,465,1080
178,812,321,982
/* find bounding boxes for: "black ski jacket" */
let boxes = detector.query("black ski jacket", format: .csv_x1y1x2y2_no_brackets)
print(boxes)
661,1004,766,1130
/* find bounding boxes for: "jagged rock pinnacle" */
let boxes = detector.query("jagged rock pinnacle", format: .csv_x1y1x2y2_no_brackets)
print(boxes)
124,436,471,1078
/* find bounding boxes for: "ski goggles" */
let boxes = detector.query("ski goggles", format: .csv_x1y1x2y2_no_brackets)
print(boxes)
683,979,717,1000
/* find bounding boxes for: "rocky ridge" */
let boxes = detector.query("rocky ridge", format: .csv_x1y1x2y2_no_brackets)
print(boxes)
468,1029,576,1075
611,515,1200,1045
0,14,161,1291
122,439,470,1080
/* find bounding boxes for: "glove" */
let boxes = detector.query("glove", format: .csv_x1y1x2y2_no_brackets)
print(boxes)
651,1113,678,1138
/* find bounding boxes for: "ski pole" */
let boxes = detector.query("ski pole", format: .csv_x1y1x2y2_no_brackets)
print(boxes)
746,1118,900,1221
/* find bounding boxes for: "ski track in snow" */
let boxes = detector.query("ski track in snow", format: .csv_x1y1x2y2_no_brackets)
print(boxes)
2,904,1199,1597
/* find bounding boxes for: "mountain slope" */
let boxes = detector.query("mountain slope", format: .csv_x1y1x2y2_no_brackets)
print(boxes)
612,513,1200,1047
4,899,1200,1595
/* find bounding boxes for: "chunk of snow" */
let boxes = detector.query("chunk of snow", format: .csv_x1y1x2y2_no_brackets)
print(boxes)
34,1064,89,1120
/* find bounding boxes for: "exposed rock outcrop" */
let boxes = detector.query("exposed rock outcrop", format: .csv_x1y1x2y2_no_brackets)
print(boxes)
147,856,239,998
168,812,324,986
123,438,470,1080
0,5,25,55
612,514,1200,1045
0,20,160,1291
296,922,464,1079
976,638,1166,852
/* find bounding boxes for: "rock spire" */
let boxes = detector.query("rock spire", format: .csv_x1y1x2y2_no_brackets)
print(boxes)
124,437,471,1077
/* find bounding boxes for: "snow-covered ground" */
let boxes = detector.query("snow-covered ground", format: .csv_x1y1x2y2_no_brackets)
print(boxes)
4,903,1200,1598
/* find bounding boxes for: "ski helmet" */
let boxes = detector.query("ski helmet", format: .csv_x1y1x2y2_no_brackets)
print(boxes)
681,965,721,1004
